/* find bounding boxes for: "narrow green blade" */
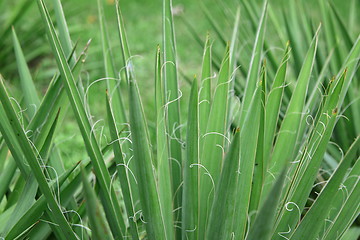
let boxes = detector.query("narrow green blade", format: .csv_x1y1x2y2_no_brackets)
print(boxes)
247,168,287,240
323,170,360,240
5,161,83,239
199,34,212,138
263,43,291,167
206,132,240,240
239,0,267,126
128,68,167,239
182,76,199,240
99,0,127,124
163,0,183,224
0,75,77,239
155,46,175,239
273,70,345,240
2,109,61,235
106,92,139,240
198,45,230,239
290,136,360,240
249,61,266,217
36,0,126,238
264,27,320,196
233,85,262,239
12,27,40,118
81,167,112,240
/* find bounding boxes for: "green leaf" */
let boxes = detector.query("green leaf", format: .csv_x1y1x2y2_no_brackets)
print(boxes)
155,46,175,240
114,0,141,216
51,0,75,64
36,0,126,238
0,157,17,203
290,136,360,240
12,27,40,118
81,167,112,240
247,168,287,240
199,33,212,138
182,76,199,240
5,161,83,239
264,27,320,196
27,41,85,141
0,75,78,239
99,0,127,125
106,92,139,240
206,131,240,240
249,60,266,217
322,140,360,240
239,0,267,126
2,108,61,235
128,64,167,239
272,70,345,240
198,45,230,239
323,169,360,240
339,227,360,240
163,0,183,223
263,43,291,167
233,85,262,239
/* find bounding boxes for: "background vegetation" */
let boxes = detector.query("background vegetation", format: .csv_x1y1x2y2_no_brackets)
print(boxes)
0,0,359,239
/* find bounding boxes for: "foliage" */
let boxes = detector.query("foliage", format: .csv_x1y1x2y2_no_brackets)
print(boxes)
0,0,359,239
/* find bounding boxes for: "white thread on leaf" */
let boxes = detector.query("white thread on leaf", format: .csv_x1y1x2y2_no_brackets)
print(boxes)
278,225,292,240
202,131,231,143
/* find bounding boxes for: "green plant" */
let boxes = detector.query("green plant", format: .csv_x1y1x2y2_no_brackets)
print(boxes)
0,0,359,239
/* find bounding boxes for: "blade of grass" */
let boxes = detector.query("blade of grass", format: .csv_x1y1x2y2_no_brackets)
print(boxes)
263,43,291,169
0,157,17,203
5,161,82,239
182,76,199,240
328,1,354,49
199,33,212,138
322,158,360,240
0,75,77,239
0,102,30,178
99,0,127,125
12,27,40,118
2,108,61,235
155,45,175,239
28,41,86,148
338,35,360,110
114,4,168,236
319,0,343,74
51,0,76,65
263,27,320,198
106,92,140,240
205,131,240,240
81,167,112,240
114,0,141,216
247,168,287,240
239,0,267,126
290,136,360,240
240,0,278,75
128,63,167,239
233,84,262,239
249,60,266,217
272,70,345,240
198,45,230,240
340,227,360,240
36,0,126,238
163,0,183,225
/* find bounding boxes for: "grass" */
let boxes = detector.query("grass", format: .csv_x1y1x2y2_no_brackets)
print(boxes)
0,0,359,239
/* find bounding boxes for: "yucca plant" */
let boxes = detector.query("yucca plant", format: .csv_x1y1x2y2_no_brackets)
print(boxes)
0,0,359,239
